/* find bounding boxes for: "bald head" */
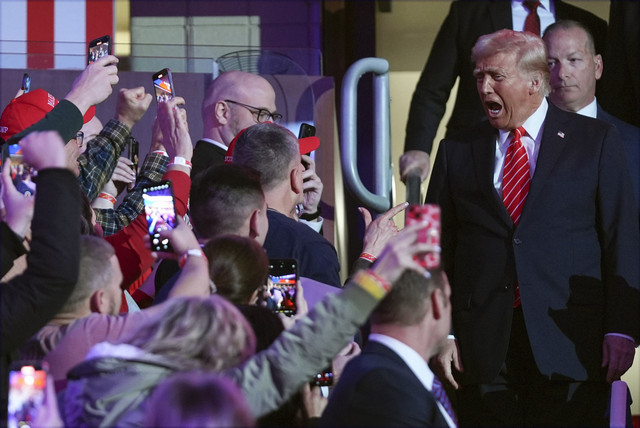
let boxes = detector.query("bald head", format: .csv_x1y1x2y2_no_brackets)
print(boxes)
201,71,277,146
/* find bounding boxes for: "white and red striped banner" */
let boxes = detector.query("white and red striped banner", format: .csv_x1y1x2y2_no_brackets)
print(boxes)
0,0,114,69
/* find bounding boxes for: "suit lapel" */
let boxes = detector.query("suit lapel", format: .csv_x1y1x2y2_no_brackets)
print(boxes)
471,126,513,227
520,103,570,220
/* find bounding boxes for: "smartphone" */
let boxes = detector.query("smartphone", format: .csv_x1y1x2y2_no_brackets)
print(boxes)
311,365,333,387
298,123,316,170
8,362,48,428
152,68,175,102
127,138,139,190
142,181,177,252
264,259,298,317
1,144,36,196
88,35,111,64
405,204,441,269
21,73,31,94
298,123,316,139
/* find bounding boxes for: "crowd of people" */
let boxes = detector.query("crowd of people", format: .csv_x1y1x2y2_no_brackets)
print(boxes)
1,1,638,427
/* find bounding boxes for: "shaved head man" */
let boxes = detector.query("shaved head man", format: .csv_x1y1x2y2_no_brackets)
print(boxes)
193,71,280,178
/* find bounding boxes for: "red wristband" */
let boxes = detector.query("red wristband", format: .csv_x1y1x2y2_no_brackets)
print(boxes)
359,252,377,263
169,157,192,169
98,192,117,205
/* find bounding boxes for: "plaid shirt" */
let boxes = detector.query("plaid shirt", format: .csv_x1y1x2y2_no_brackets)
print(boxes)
77,119,131,201
95,152,168,236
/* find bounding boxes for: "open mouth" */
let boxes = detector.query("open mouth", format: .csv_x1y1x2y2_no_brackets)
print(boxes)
486,101,502,116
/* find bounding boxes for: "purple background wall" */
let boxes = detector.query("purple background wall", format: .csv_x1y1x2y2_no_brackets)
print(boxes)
130,0,323,75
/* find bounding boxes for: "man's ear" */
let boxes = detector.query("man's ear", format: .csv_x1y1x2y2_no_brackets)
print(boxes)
594,54,603,80
214,100,229,125
290,167,303,195
529,72,543,95
89,289,105,314
248,208,261,240
430,289,444,321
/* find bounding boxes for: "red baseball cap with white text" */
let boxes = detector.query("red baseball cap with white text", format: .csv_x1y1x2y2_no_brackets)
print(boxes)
0,89,95,141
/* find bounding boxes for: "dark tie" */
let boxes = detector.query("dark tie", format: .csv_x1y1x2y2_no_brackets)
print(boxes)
524,0,541,36
503,127,530,307
432,376,458,426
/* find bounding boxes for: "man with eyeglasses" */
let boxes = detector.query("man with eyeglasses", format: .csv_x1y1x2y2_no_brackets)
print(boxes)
194,70,280,179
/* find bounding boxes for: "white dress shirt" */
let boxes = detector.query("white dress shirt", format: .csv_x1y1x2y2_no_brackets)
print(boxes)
369,334,457,428
494,98,548,194
511,0,555,35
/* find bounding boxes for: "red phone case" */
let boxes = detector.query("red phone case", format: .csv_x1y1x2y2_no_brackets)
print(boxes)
406,204,441,269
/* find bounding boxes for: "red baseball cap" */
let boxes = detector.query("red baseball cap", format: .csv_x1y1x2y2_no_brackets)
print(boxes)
0,89,95,141
224,124,320,164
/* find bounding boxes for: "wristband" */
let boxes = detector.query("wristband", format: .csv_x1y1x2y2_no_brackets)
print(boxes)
152,150,168,157
353,270,391,300
300,205,322,221
179,248,207,268
98,192,117,205
359,252,377,263
169,156,192,169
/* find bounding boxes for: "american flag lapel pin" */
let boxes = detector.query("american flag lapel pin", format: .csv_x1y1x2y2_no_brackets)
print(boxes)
557,131,565,138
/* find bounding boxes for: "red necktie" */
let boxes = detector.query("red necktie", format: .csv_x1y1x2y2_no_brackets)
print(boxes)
503,127,530,225
503,127,530,307
524,0,541,36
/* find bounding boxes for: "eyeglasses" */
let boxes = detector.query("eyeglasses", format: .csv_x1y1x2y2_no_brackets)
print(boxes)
75,131,84,149
224,99,282,124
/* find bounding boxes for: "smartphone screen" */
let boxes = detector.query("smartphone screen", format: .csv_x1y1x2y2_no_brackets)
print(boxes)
405,204,441,269
142,181,177,252
88,35,111,64
4,144,36,196
8,363,47,428
21,73,31,93
152,68,175,102
311,365,333,387
264,259,298,317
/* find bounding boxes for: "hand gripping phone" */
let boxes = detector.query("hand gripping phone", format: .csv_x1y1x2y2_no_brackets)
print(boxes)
88,35,111,64
142,181,177,252
1,143,36,196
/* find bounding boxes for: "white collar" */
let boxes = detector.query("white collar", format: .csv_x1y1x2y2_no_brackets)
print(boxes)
498,98,548,148
200,138,228,152
575,97,598,119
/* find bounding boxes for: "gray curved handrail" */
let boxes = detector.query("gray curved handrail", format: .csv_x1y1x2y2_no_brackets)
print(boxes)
340,57,391,213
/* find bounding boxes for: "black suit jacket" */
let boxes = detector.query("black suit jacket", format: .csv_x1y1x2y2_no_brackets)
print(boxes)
321,341,449,427
191,139,227,180
404,0,607,155
426,102,639,385
597,105,640,210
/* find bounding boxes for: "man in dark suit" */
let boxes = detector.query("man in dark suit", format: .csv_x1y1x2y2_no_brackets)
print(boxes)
427,30,639,427
321,269,455,427
192,70,281,178
400,0,607,183
543,20,640,212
